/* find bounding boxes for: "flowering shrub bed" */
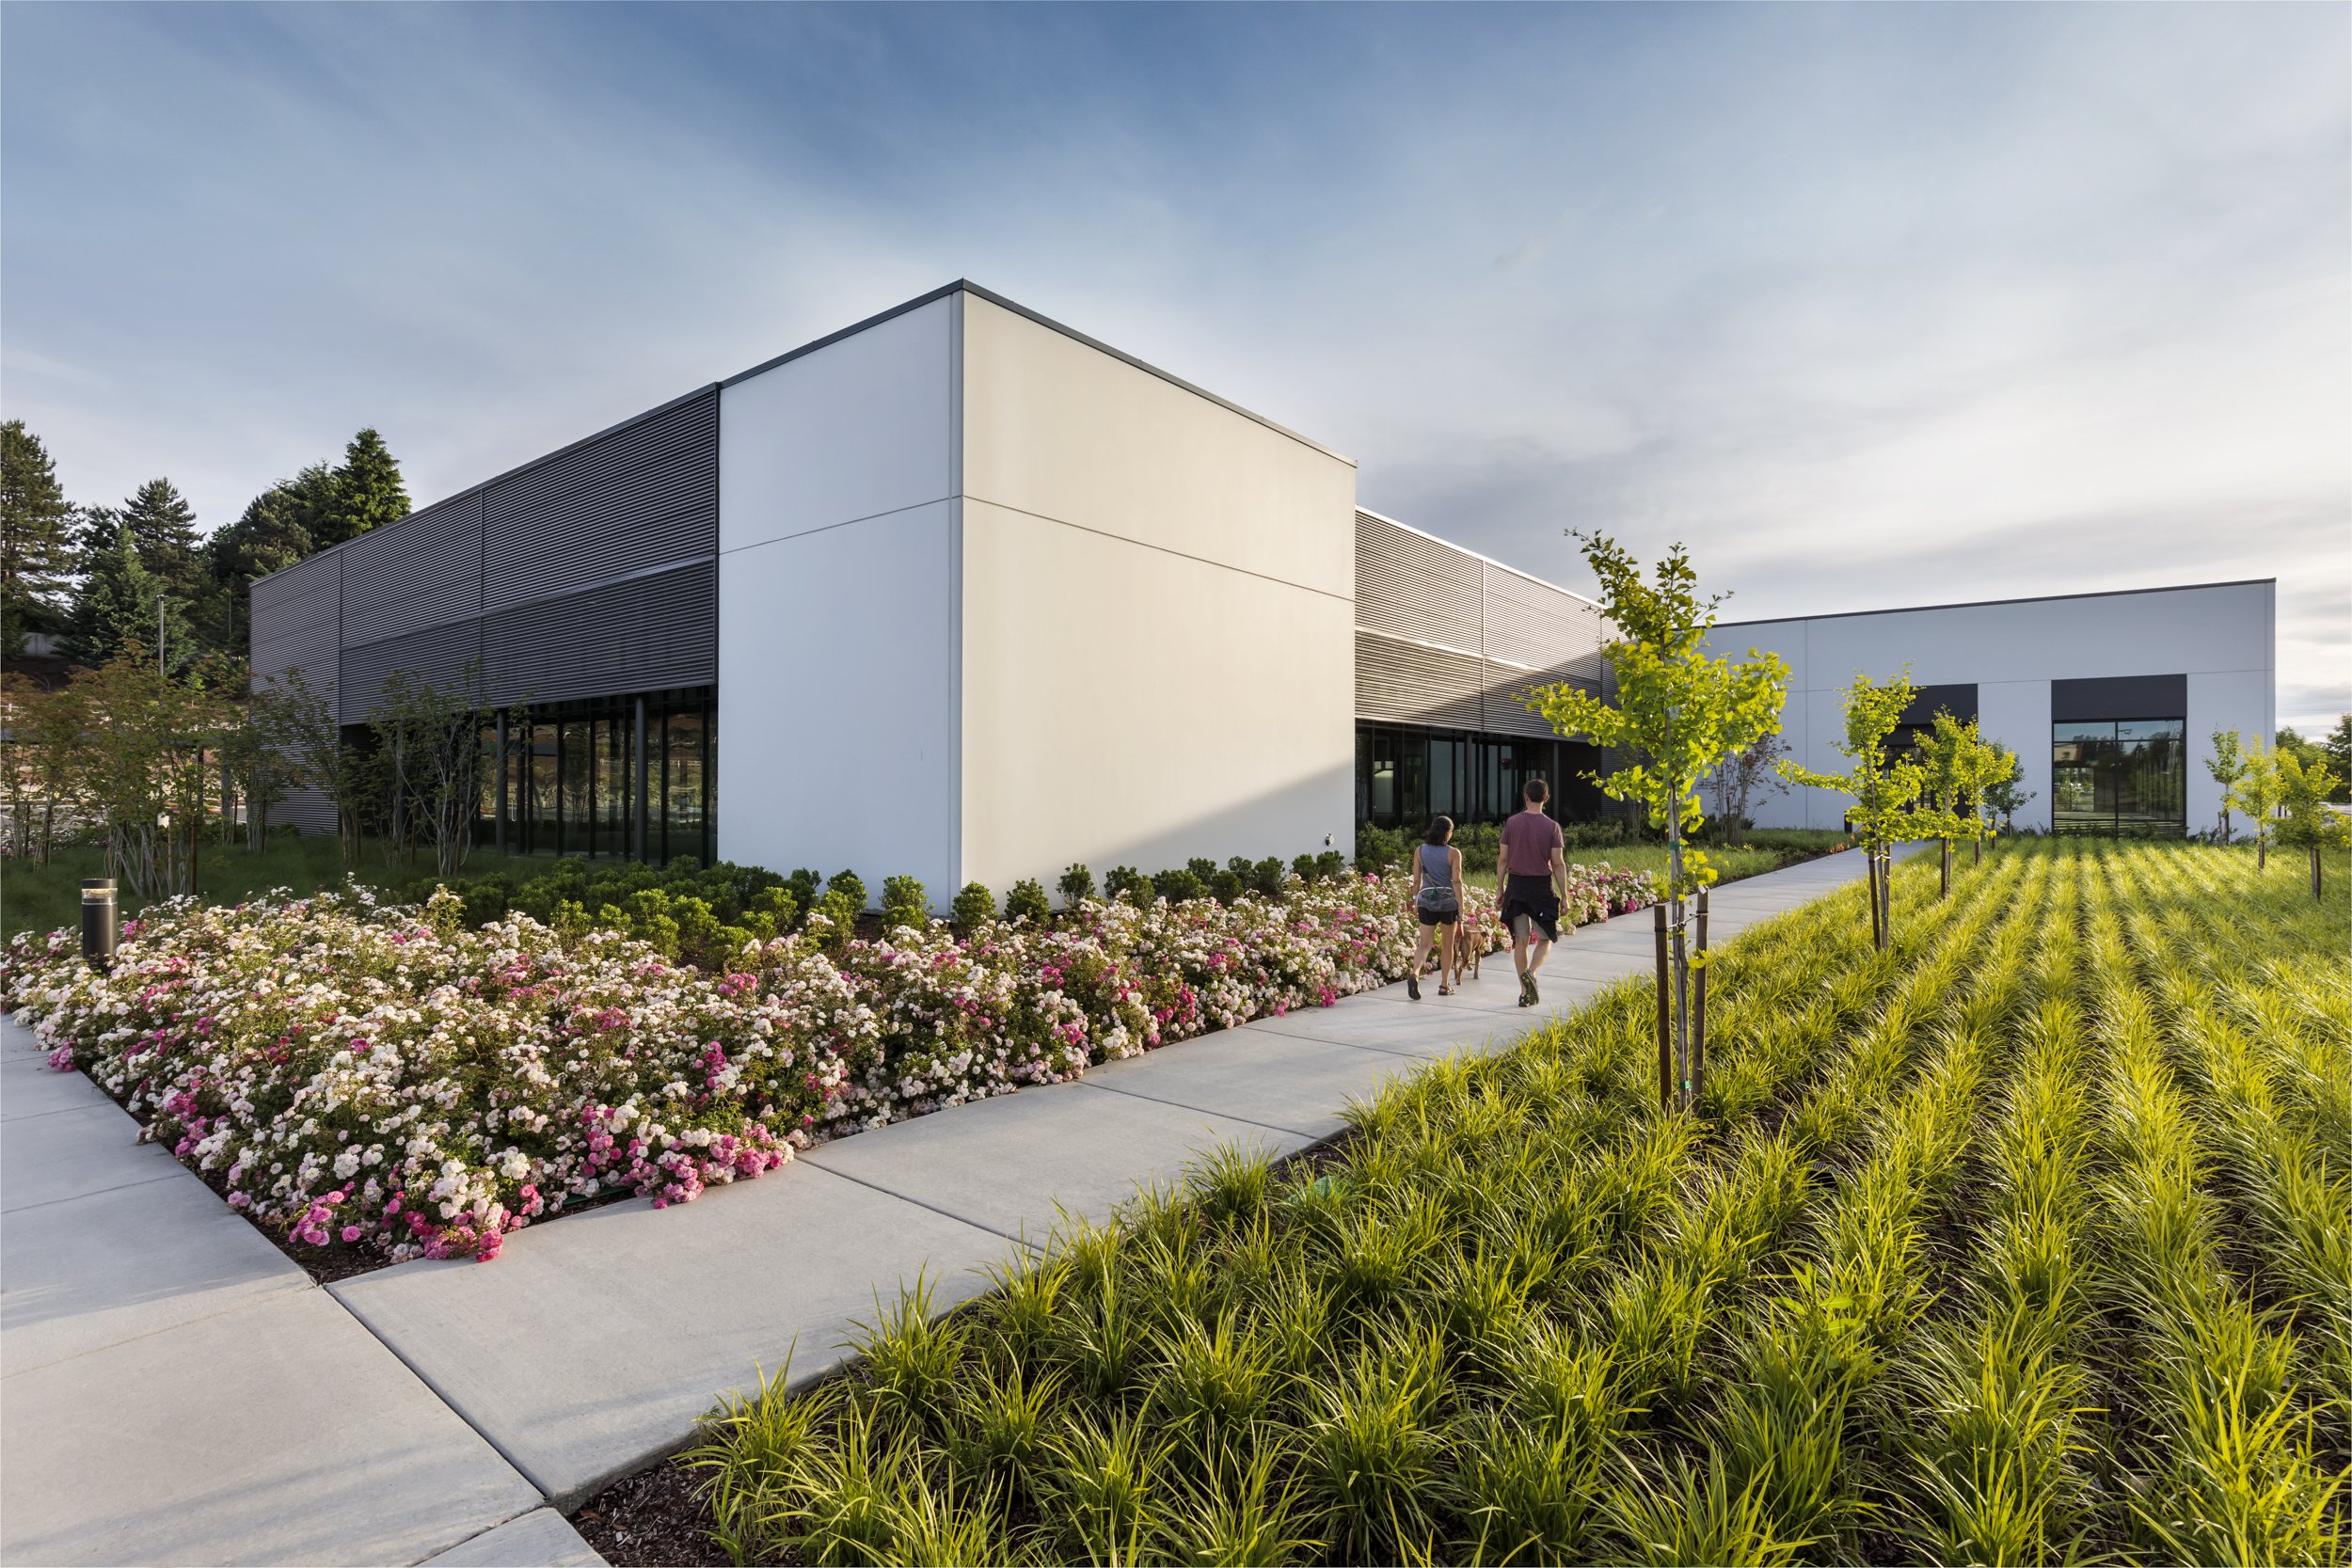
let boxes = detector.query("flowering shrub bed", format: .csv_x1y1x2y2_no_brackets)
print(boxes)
1,864,1653,1266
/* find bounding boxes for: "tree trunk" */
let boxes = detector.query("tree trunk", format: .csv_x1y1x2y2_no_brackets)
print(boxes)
1692,890,1709,1108
1940,838,1951,898
1867,849,1883,952
2312,846,2324,902
1652,902,1672,1110
1666,813,1691,1111
2258,837,2267,871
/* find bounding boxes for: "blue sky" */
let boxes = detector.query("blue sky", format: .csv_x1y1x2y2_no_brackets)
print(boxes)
5,3,2345,727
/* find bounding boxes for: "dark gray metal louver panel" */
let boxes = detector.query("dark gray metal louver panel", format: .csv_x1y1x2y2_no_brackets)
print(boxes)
482,392,719,614
1355,513,1481,656
271,785,340,837
1356,630,1485,730
339,493,485,646
1480,666,1597,739
481,560,716,708
339,623,487,723
250,551,340,713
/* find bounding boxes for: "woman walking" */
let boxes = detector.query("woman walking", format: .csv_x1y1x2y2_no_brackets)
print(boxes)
1407,816,1465,1000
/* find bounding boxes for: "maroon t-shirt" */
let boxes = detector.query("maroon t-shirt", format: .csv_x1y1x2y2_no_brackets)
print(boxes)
1499,809,1563,881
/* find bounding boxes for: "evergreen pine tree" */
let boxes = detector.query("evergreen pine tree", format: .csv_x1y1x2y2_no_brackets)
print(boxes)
117,478,203,594
65,531,197,670
319,428,409,547
0,420,77,653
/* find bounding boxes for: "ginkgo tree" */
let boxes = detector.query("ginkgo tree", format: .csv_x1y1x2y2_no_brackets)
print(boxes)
1527,533,1788,1113
2276,748,2349,900
1915,709,1990,896
2229,742,2287,870
1780,669,1929,951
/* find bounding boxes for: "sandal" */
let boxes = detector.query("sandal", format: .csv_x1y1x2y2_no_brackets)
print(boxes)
1438,985,1453,996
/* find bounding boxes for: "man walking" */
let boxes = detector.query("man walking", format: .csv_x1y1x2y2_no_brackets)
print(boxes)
1496,777,1569,1006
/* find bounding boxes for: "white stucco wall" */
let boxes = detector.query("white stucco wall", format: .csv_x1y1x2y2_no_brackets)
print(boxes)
958,294,1358,897
1709,580,2275,833
715,296,959,897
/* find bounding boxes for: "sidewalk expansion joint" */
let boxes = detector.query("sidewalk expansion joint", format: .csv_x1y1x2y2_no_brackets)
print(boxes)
1,1168,183,1215
1069,1077,1323,1141
796,1160,1047,1255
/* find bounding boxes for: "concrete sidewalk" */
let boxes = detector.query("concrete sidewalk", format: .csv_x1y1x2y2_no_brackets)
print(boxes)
2,847,1874,1562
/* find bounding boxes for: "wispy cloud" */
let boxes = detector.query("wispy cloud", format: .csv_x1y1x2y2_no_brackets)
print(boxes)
3,3,2343,723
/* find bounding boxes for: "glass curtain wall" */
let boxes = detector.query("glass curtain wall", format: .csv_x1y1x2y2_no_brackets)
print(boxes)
484,686,717,863
2052,718,2185,836
1356,723,1604,830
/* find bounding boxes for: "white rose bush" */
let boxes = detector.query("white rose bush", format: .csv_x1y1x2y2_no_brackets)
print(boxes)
1,863,1654,1265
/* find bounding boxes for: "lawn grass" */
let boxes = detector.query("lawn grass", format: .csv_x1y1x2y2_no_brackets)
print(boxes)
668,840,2350,1566
0,836,554,942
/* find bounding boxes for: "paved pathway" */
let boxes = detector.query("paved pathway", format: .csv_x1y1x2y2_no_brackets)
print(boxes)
1,847,1879,1562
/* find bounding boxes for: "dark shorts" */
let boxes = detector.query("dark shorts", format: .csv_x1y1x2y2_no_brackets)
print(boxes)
1500,875,1560,943
1416,901,1459,927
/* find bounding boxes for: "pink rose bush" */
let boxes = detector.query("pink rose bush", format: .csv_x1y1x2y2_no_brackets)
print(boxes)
1,864,1651,1265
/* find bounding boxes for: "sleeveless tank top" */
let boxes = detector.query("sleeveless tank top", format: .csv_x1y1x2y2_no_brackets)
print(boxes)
1418,842,1453,886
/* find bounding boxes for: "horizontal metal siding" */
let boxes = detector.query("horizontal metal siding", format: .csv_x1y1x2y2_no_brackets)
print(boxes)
482,561,717,708
1480,666,1598,738
1483,564,1603,682
482,390,719,613
339,622,487,723
250,552,340,716
339,493,484,646
1355,513,1481,656
1355,630,1485,730
271,784,340,837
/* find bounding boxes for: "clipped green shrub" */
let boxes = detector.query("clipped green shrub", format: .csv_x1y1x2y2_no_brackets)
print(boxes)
1210,868,1247,904
1058,863,1095,905
1249,856,1288,897
1104,866,1156,906
1355,824,1410,873
1006,879,1052,925
1154,867,1208,903
880,876,928,932
950,882,995,933
1315,849,1348,882
826,869,867,911
1187,857,1218,882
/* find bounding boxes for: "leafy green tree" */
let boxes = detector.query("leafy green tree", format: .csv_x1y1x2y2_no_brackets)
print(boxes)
317,428,409,548
2276,749,2350,900
2206,729,2250,842
1781,669,1927,953
0,420,77,654
1979,743,2032,833
1915,710,1988,895
69,644,237,901
1527,533,1788,1112
2228,742,2287,871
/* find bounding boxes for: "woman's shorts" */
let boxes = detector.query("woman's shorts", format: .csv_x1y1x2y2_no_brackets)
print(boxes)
1500,876,1561,942
1416,902,1459,927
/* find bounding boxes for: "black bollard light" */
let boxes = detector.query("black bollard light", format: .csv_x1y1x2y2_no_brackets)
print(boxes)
81,879,117,971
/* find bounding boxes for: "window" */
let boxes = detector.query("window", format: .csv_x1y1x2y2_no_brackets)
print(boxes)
2053,718,2185,837
481,686,716,863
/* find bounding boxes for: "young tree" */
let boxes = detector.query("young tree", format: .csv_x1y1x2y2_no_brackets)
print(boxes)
1781,669,1928,953
2276,750,2350,900
1979,744,2032,834
2206,729,2249,842
367,663,485,878
1706,731,1791,847
0,420,77,654
317,428,409,548
265,666,364,865
2228,742,2286,871
70,646,234,902
1527,534,1788,1113
1915,710,1986,895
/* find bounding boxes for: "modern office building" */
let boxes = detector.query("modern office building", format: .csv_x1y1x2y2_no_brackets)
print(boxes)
251,282,2278,890
1708,579,2277,837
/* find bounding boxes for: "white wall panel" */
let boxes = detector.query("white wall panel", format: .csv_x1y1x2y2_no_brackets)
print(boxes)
716,503,958,900
1978,680,2054,832
719,297,953,556
960,500,1354,895
1708,582,2273,837
961,295,1355,600
2187,668,2277,839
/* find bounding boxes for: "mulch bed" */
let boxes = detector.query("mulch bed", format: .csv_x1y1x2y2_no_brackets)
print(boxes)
574,1458,723,1567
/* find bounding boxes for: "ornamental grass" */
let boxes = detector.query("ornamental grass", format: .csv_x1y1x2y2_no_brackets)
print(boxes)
676,840,2349,1566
